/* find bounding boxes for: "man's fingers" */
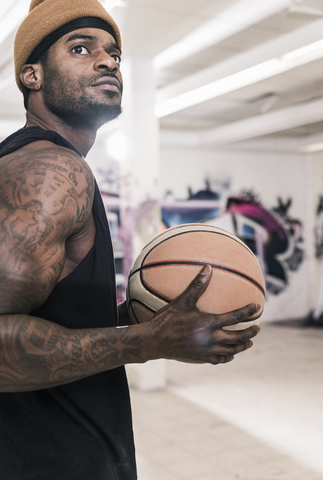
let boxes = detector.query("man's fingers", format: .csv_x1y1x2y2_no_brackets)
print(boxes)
202,333,257,363
215,303,260,329
196,337,254,364
210,324,260,350
177,265,212,309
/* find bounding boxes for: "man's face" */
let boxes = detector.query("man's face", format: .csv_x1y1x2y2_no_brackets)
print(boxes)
40,27,123,129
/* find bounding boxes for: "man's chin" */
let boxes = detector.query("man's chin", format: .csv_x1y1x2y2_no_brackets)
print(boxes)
66,104,123,130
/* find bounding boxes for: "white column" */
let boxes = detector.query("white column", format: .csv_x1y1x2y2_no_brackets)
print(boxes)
119,56,166,390
309,152,323,321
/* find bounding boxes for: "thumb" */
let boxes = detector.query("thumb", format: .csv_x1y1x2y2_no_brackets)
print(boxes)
177,264,212,309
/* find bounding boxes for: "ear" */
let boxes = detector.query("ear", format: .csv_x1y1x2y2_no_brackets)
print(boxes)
20,64,42,91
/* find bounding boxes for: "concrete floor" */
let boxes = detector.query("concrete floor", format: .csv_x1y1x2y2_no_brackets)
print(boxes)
129,322,323,480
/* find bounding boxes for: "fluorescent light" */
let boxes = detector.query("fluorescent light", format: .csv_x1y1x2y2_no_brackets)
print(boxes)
155,38,323,118
299,142,323,153
280,38,323,62
156,59,280,117
154,18,238,70
154,0,290,69
289,5,323,17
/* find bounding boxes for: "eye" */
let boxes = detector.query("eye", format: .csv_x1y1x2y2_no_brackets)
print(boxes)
111,54,121,64
72,45,88,55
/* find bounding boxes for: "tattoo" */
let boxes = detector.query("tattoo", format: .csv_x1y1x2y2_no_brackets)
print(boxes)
0,147,94,311
0,315,145,391
29,332,46,349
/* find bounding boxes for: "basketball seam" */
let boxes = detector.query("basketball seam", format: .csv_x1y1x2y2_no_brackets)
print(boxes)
128,299,158,323
132,260,265,298
142,228,257,261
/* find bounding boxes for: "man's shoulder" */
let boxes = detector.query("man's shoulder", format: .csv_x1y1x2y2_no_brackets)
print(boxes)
0,140,94,195
6,139,89,168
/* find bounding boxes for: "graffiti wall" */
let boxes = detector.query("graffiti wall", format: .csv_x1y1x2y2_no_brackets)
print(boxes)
162,184,304,300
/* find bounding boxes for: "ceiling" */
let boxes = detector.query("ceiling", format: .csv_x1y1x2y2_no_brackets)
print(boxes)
1,0,323,151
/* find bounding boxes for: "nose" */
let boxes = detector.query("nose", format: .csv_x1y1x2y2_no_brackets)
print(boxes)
93,50,119,72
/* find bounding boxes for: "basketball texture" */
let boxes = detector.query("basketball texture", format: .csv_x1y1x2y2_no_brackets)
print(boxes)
126,224,266,330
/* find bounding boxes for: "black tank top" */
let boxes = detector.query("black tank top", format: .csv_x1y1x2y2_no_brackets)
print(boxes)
0,127,136,480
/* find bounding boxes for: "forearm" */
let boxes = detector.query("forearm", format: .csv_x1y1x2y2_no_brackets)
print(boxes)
0,269,261,393
0,314,151,393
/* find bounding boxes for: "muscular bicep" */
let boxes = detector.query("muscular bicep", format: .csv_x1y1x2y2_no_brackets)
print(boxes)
0,206,66,313
0,145,94,314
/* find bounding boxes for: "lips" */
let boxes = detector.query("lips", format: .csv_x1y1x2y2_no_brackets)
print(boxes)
91,76,121,93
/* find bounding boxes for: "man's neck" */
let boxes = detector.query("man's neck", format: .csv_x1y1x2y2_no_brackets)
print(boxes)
25,111,97,158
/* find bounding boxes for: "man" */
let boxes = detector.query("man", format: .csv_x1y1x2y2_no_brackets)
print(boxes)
0,0,260,478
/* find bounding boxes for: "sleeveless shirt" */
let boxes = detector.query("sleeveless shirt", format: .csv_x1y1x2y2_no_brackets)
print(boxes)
0,127,137,480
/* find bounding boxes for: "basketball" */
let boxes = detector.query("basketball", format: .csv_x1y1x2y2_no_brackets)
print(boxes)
126,223,266,330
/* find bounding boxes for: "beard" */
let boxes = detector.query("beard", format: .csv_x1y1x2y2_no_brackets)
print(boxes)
41,66,122,129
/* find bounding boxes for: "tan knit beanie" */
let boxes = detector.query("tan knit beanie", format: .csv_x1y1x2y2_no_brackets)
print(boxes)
14,0,122,92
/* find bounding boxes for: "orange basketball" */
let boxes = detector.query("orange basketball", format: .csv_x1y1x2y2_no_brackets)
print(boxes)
126,223,266,330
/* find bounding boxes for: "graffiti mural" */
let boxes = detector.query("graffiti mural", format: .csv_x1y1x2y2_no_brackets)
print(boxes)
161,183,304,297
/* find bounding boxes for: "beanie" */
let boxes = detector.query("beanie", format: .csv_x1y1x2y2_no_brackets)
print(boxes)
14,0,122,92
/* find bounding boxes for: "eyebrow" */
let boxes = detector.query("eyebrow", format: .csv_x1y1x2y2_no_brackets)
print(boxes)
65,34,122,54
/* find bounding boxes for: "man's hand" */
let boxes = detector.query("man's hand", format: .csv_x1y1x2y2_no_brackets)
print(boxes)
145,265,260,364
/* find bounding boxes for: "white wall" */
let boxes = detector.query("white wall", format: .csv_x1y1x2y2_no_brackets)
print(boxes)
160,146,307,208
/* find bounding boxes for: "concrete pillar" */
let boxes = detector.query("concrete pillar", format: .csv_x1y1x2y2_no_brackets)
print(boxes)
119,56,166,390
309,152,323,319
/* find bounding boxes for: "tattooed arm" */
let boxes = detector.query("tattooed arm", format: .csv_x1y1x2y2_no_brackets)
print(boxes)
0,279,259,393
0,143,259,393
0,142,117,391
